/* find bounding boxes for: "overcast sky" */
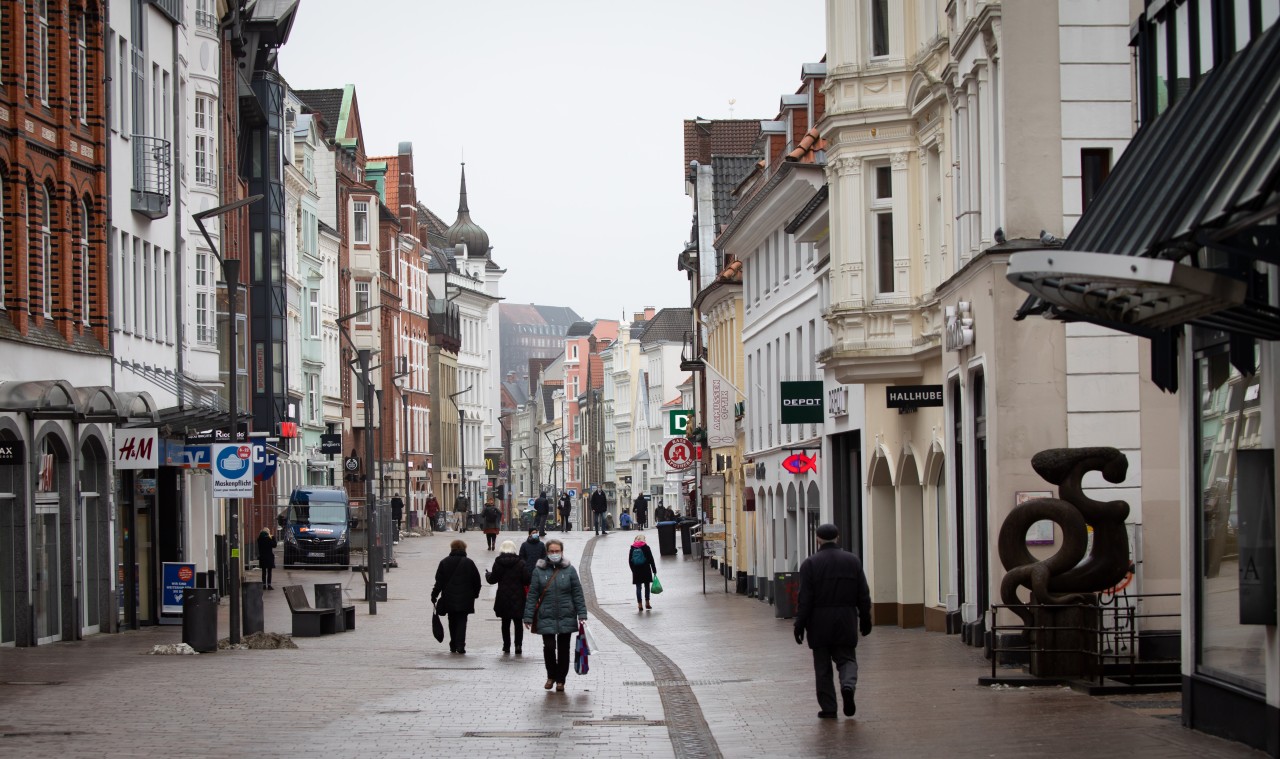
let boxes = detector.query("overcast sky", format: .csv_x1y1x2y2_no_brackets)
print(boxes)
279,0,825,323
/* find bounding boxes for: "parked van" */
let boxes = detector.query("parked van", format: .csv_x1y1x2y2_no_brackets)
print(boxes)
281,486,355,567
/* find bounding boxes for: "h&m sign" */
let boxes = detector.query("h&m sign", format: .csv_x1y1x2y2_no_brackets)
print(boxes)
780,381,824,424
115,429,158,469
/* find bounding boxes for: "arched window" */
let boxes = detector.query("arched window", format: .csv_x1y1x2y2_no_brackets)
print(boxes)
41,185,52,318
80,199,90,325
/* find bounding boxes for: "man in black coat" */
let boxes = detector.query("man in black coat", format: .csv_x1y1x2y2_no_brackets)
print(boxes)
431,540,482,654
533,491,550,537
590,488,609,535
633,494,648,529
794,523,872,719
557,491,572,532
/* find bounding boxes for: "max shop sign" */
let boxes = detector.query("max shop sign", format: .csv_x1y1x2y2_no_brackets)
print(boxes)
0,440,24,465
886,385,944,409
780,381,824,424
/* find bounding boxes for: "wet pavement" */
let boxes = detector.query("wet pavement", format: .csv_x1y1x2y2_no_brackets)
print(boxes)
0,529,1266,758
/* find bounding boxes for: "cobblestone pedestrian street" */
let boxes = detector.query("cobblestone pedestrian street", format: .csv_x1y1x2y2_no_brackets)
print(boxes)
0,531,1266,758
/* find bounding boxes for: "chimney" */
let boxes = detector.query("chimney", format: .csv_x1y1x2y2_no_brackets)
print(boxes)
633,312,646,322
644,307,656,320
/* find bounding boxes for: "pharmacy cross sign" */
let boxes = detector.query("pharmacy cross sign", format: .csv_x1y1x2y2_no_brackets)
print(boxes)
663,438,695,470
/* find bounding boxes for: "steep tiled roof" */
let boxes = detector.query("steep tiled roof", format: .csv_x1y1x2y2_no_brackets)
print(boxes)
566,321,594,338
369,154,400,212
711,155,760,231
417,202,451,245
295,88,343,142
535,305,583,325
636,307,691,345
683,119,762,169
785,127,827,163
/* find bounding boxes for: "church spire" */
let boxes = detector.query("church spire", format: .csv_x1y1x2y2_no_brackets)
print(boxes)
445,162,490,259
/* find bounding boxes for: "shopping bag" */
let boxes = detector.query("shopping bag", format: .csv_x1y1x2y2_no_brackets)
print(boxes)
650,575,663,595
431,605,445,643
573,621,590,675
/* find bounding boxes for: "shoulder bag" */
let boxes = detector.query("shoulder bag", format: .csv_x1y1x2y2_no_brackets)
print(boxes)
432,558,462,644
530,566,561,629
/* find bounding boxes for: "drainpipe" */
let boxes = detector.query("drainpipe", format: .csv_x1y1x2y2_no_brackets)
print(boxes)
171,20,185,408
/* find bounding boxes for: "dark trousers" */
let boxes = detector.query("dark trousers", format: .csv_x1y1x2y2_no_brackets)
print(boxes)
811,645,859,713
261,567,273,587
501,617,523,651
593,512,608,533
634,582,650,602
534,512,548,535
486,532,497,550
447,613,469,652
542,632,572,683
560,512,570,531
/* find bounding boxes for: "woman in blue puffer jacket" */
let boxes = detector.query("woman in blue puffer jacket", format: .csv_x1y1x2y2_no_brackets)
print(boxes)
523,538,587,692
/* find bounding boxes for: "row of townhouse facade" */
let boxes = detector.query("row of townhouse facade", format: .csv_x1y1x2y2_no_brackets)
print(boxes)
1,0,504,647
678,1,1279,753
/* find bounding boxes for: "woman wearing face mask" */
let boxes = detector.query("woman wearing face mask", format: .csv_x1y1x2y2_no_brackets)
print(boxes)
523,539,588,692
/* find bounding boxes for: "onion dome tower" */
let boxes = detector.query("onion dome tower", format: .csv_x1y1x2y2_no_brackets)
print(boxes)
445,163,490,258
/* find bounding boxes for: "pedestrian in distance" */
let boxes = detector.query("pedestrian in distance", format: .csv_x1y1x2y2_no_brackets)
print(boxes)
453,494,470,532
524,538,588,692
558,491,572,532
519,529,547,567
391,495,404,544
633,494,648,529
486,540,531,655
627,534,657,611
793,523,872,720
425,493,440,535
590,488,609,535
481,500,502,550
533,491,550,537
257,528,277,590
431,539,482,654
619,509,632,531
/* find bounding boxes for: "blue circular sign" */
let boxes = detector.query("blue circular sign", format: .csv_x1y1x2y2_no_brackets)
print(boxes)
215,445,251,480
253,443,278,482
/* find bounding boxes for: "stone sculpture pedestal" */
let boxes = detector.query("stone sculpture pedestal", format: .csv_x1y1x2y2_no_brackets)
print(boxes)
1029,603,1101,679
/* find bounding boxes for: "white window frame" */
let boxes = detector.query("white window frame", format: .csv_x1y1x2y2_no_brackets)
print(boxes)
307,373,319,423
354,281,371,323
36,0,50,105
353,201,370,244
308,288,320,339
80,200,90,325
871,164,895,295
41,187,52,318
77,14,87,123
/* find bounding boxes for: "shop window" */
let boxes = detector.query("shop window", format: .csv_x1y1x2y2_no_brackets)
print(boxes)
1081,149,1112,213
1195,343,1266,691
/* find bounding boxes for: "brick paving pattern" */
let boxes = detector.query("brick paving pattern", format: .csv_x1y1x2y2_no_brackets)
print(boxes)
0,529,1267,758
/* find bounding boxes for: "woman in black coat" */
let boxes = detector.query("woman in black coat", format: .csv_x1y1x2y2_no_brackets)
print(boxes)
627,534,658,611
257,529,277,589
486,540,531,654
431,540,482,654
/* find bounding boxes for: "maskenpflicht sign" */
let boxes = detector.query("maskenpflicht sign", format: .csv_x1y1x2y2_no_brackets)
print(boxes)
780,381,824,424
212,443,254,498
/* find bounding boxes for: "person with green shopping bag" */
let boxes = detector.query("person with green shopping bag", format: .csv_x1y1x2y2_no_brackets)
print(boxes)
628,534,658,611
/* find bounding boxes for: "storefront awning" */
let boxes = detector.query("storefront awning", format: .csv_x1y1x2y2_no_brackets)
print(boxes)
1010,22,1280,340
0,380,159,423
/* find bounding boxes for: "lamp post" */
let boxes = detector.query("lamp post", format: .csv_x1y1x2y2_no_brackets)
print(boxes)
448,386,472,529
392,356,410,535
192,193,262,646
336,304,385,615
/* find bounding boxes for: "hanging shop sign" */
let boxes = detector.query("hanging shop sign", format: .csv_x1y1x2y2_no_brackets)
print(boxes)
252,443,278,482
319,433,342,455
782,452,818,474
663,437,696,470
780,381,824,424
828,386,848,418
0,439,26,465
945,301,975,351
886,385,944,409
114,429,158,469
667,409,692,437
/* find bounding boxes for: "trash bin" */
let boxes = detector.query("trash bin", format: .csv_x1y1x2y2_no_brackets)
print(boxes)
242,581,264,636
314,583,347,632
774,572,800,619
678,519,701,555
656,521,678,556
182,588,219,653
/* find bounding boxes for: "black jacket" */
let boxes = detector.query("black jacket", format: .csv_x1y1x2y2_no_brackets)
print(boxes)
431,550,482,616
518,536,547,567
558,494,572,515
534,495,550,516
486,552,530,619
481,505,501,530
633,496,648,520
627,541,657,584
590,490,607,514
794,543,872,649
257,532,277,569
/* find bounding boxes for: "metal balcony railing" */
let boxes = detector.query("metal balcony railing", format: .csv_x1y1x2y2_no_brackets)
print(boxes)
194,167,218,189
131,135,171,218
195,9,217,30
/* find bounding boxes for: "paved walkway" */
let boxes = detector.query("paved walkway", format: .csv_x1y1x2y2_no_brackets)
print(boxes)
0,529,1266,758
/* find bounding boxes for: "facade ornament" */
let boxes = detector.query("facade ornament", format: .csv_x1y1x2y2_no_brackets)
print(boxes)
890,151,910,171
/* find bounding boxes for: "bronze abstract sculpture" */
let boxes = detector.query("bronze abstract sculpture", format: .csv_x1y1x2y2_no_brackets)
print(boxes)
998,447,1132,626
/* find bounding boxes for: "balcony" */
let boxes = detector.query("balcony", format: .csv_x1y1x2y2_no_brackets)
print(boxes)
131,136,171,219
823,301,942,384
194,9,217,31
194,167,218,190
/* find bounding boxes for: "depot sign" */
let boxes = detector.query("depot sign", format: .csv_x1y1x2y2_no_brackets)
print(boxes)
212,443,255,498
780,381,824,424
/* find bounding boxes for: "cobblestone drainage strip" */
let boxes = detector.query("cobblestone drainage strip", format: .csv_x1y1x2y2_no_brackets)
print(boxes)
2,731,89,738
376,709,422,715
403,666,485,671
463,730,559,739
2,681,63,686
574,715,667,727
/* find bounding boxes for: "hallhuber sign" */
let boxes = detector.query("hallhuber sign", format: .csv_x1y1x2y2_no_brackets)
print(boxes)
780,381,824,424
886,385,944,409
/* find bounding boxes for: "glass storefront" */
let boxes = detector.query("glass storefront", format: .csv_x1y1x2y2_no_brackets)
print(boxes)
1195,342,1266,692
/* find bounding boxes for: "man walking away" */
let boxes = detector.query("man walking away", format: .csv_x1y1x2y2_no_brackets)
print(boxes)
590,488,609,535
633,494,648,529
533,491,550,537
557,491,572,532
794,523,872,720
390,495,404,543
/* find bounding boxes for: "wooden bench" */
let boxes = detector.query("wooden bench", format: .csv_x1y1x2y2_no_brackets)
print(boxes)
282,585,338,637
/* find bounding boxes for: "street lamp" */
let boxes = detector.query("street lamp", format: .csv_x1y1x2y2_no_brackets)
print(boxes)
392,356,410,539
448,386,473,529
192,193,262,646
336,304,385,615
